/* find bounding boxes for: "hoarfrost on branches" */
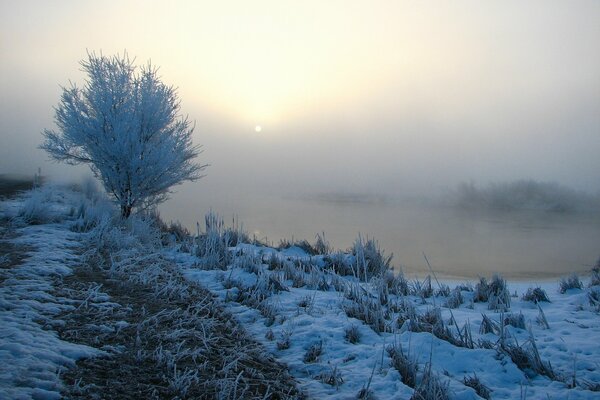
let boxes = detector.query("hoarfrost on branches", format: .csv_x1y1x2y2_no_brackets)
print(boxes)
41,52,206,217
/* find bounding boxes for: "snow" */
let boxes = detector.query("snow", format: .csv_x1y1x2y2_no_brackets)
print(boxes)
0,192,103,400
173,242,600,399
1,185,599,399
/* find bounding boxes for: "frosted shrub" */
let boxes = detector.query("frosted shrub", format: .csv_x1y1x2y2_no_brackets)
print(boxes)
409,308,461,346
559,274,583,293
500,337,556,380
342,289,389,334
71,194,115,232
126,215,162,248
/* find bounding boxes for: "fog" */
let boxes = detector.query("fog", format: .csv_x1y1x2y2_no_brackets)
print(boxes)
1,1,599,277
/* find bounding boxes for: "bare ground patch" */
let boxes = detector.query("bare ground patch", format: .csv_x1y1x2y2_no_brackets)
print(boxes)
53,255,302,399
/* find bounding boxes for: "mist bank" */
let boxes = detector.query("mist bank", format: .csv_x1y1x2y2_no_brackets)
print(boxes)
287,179,600,215
450,179,600,214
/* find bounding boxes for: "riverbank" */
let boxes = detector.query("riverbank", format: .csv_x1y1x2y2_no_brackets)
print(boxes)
1,183,599,399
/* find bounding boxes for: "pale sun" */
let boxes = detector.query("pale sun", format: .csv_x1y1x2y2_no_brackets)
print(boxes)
254,125,262,133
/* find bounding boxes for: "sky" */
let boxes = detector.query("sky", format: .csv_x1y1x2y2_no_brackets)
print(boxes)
1,0,599,197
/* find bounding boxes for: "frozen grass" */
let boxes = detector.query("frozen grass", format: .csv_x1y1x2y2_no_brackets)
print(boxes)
352,234,392,282
559,274,583,293
445,287,464,309
4,184,600,399
2,184,302,399
589,288,600,313
463,373,491,400
388,344,418,388
303,341,323,363
522,286,550,303
17,186,57,224
474,275,511,311
590,258,600,287
411,363,450,400
344,324,361,344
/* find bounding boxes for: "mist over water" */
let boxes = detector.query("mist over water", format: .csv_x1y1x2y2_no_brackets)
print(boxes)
159,181,600,280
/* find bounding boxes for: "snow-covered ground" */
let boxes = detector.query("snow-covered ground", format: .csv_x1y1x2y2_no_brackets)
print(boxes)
170,226,600,399
1,185,599,399
0,189,103,399
169,245,600,399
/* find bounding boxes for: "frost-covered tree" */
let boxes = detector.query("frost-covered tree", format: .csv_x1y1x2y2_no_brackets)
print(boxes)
41,53,205,217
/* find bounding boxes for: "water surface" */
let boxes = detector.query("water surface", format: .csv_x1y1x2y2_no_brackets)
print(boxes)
160,190,600,280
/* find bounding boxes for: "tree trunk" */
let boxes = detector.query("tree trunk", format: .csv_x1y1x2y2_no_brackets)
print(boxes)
121,204,132,219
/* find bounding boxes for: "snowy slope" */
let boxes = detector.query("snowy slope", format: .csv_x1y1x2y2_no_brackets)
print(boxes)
0,189,103,400
170,238,600,399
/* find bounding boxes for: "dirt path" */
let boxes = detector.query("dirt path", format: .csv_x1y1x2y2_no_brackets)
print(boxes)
53,240,302,399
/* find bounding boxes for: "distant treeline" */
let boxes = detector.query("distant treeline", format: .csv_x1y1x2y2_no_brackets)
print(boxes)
0,174,40,198
454,180,600,213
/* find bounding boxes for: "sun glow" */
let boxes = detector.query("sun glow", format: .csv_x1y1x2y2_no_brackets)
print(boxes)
150,1,408,130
